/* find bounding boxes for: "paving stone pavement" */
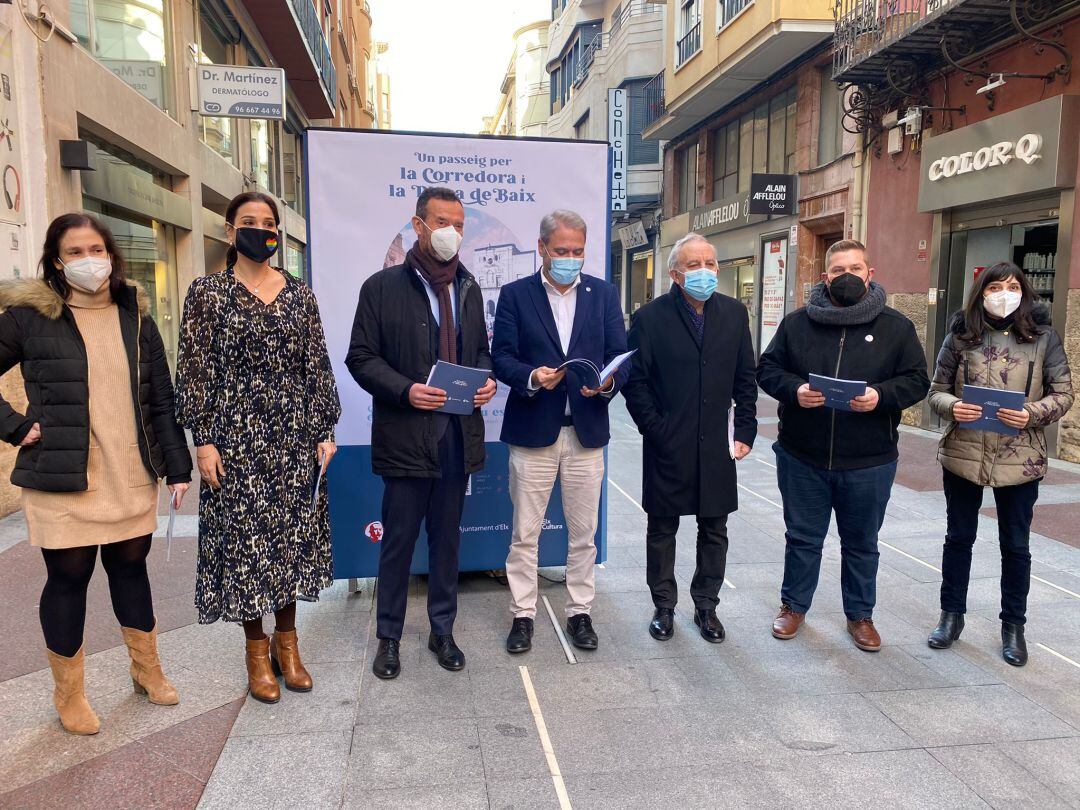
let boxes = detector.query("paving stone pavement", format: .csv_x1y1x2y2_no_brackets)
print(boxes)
1,400,1079,809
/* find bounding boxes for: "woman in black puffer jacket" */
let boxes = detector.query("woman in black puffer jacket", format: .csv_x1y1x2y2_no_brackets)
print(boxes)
0,213,192,736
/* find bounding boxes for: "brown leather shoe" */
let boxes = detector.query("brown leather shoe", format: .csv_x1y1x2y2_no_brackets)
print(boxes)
270,629,313,692
46,647,100,735
847,618,882,652
245,637,281,703
122,623,179,705
772,604,805,640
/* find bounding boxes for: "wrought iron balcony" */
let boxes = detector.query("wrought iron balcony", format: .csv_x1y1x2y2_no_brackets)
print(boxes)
642,70,665,131
832,0,1079,87
677,21,702,67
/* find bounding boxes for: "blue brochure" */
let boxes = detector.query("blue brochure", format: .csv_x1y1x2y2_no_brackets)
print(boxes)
961,384,1026,436
426,360,492,416
808,373,867,412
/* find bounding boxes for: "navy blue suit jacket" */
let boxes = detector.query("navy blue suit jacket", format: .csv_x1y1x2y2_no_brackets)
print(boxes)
493,272,629,448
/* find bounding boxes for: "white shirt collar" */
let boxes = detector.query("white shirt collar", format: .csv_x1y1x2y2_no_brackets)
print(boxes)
540,269,581,296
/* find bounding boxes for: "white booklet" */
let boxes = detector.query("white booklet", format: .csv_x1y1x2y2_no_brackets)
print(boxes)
558,349,637,389
728,405,736,459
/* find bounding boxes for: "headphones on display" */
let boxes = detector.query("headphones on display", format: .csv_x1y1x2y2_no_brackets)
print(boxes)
2,165,20,213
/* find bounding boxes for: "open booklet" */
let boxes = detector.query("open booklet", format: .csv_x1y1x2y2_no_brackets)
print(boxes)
558,349,637,390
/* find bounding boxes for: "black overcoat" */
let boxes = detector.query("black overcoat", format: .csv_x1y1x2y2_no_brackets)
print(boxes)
623,288,758,517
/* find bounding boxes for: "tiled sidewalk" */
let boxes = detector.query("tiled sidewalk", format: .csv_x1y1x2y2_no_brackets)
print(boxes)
2,401,1080,809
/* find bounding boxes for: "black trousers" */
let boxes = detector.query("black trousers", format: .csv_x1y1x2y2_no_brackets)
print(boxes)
940,467,1039,625
645,514,729,611
376,419,468,640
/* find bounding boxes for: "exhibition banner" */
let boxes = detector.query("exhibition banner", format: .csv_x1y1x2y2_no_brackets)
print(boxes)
305,129,612,578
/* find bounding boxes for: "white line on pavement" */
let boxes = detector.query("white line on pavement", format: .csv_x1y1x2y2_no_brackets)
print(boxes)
754,458,777,469
1035,642,1080,669
1031,575,1080,600
543,595,577,665
519,666,573,810
737,483,784,510
878,541,943,573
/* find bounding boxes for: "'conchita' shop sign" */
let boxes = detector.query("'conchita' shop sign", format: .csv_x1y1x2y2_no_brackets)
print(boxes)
918,95,1080,212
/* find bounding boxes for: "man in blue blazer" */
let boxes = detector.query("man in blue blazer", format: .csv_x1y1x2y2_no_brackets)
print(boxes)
492,210,629,654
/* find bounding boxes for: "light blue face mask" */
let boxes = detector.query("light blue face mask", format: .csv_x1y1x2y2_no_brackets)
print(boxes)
682,268,718,302
548,257,584,285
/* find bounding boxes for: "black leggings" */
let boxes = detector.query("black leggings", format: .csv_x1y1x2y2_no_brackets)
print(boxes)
40,535,155,657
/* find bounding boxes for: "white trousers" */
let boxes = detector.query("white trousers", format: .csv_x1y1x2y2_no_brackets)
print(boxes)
507,427,605,619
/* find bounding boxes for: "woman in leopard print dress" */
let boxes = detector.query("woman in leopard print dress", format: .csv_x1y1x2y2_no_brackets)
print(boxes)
175,192,340,703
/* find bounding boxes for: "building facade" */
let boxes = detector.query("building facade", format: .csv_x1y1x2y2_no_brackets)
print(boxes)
0,0,381,514
833,0,1080,456
482,20,550,138
643,0,842,354
542,0,666,321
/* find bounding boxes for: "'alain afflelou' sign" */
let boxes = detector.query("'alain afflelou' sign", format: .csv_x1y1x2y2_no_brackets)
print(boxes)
197,64,286,120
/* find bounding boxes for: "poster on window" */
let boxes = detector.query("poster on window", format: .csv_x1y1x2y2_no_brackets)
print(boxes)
0,18,27,282
760,238,787,350
306,129,612,579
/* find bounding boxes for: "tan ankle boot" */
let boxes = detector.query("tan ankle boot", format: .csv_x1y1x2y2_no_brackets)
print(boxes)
45,648,100,735
121,623,179,705
270,629,313,692
245,637,280,704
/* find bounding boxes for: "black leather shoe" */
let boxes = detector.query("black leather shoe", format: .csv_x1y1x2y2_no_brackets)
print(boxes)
1002,622,1028,667
694,609,725,643
372,638,400,680
566,614,598,650
506,618,534,654
428,633,466,671
649,608,675,641
927,611,965,649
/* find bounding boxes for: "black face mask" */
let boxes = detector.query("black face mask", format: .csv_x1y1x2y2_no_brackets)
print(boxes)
234,227,279,263
829,273,867,308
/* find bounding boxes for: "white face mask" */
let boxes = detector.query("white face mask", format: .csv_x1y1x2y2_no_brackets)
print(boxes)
62,256,112,293
421,220,463,262
984,289,1022,319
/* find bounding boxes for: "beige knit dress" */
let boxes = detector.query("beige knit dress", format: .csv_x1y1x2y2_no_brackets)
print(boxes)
23,288,158,549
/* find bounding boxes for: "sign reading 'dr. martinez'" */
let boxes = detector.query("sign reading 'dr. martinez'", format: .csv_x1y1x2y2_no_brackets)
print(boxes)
918,95,1080,212
197,65,285,120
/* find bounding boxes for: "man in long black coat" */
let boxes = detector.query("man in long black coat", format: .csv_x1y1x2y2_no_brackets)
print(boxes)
623,233,758,643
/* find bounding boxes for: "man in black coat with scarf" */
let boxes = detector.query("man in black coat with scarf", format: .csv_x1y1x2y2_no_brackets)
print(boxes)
346,187,497,680
757,239,929,652
623,233,758,643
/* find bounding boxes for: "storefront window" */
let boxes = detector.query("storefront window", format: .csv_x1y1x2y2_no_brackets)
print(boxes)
818,70,844,166
286,238,306,281
71,0,171,112
728,87,796,195
282,120,304,214
677,144,697,213
196,14,236,165
250,119,279,194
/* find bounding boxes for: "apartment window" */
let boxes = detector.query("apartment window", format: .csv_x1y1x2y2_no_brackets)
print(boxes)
627,80,660,165
574,112,590,140
677,0,701,67
711,121,739,200
551,0,567,19
70,0,171,112
549,23,601,114
677,144,697,213
731,86,796,194
283,115,304,214
550,68,561,112
718,0,752,30
196,12,236,166
250,119,279,194
818,71,845,166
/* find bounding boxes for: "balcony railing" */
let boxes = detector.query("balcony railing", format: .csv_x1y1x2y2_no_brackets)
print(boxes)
832,0,925,78
609,0,660,40
718,0,753,29
574,32,607,86
290,0,337,104
642,69,665,131
676,21,701,67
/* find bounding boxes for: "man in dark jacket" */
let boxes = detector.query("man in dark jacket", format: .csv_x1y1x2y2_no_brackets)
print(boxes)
757,239,929,652
345,187,497,680
623,233,758,644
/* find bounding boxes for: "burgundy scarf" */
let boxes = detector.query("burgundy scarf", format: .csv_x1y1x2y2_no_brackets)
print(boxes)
406,244,458,364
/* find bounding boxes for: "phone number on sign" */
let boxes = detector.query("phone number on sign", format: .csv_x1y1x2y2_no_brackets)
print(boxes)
227,103,283,117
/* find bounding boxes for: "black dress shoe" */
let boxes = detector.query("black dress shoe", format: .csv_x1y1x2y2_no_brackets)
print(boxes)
1002,622,1028,667
506,618,534,654
694,609,725,643
428,633,466,671
649,608,675,641
566,614,598,650
372,638,401,680
927,610,965,649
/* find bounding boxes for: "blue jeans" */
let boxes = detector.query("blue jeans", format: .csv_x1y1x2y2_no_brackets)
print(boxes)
775,444,897,620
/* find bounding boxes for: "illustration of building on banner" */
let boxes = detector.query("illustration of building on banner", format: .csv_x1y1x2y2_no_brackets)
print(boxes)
474,243,536,336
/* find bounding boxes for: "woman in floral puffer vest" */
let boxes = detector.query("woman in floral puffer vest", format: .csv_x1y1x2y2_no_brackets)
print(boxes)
926,262,1073,667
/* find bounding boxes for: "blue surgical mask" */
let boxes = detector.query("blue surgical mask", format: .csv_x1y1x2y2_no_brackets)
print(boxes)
681,269,717,302
548,257,583,286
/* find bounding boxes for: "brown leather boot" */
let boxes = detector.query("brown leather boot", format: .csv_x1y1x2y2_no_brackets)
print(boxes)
772,604,805,640
245,637,281,704
270,629,313,692
45,648,100,735
847,618,882,652
122,623,179,705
